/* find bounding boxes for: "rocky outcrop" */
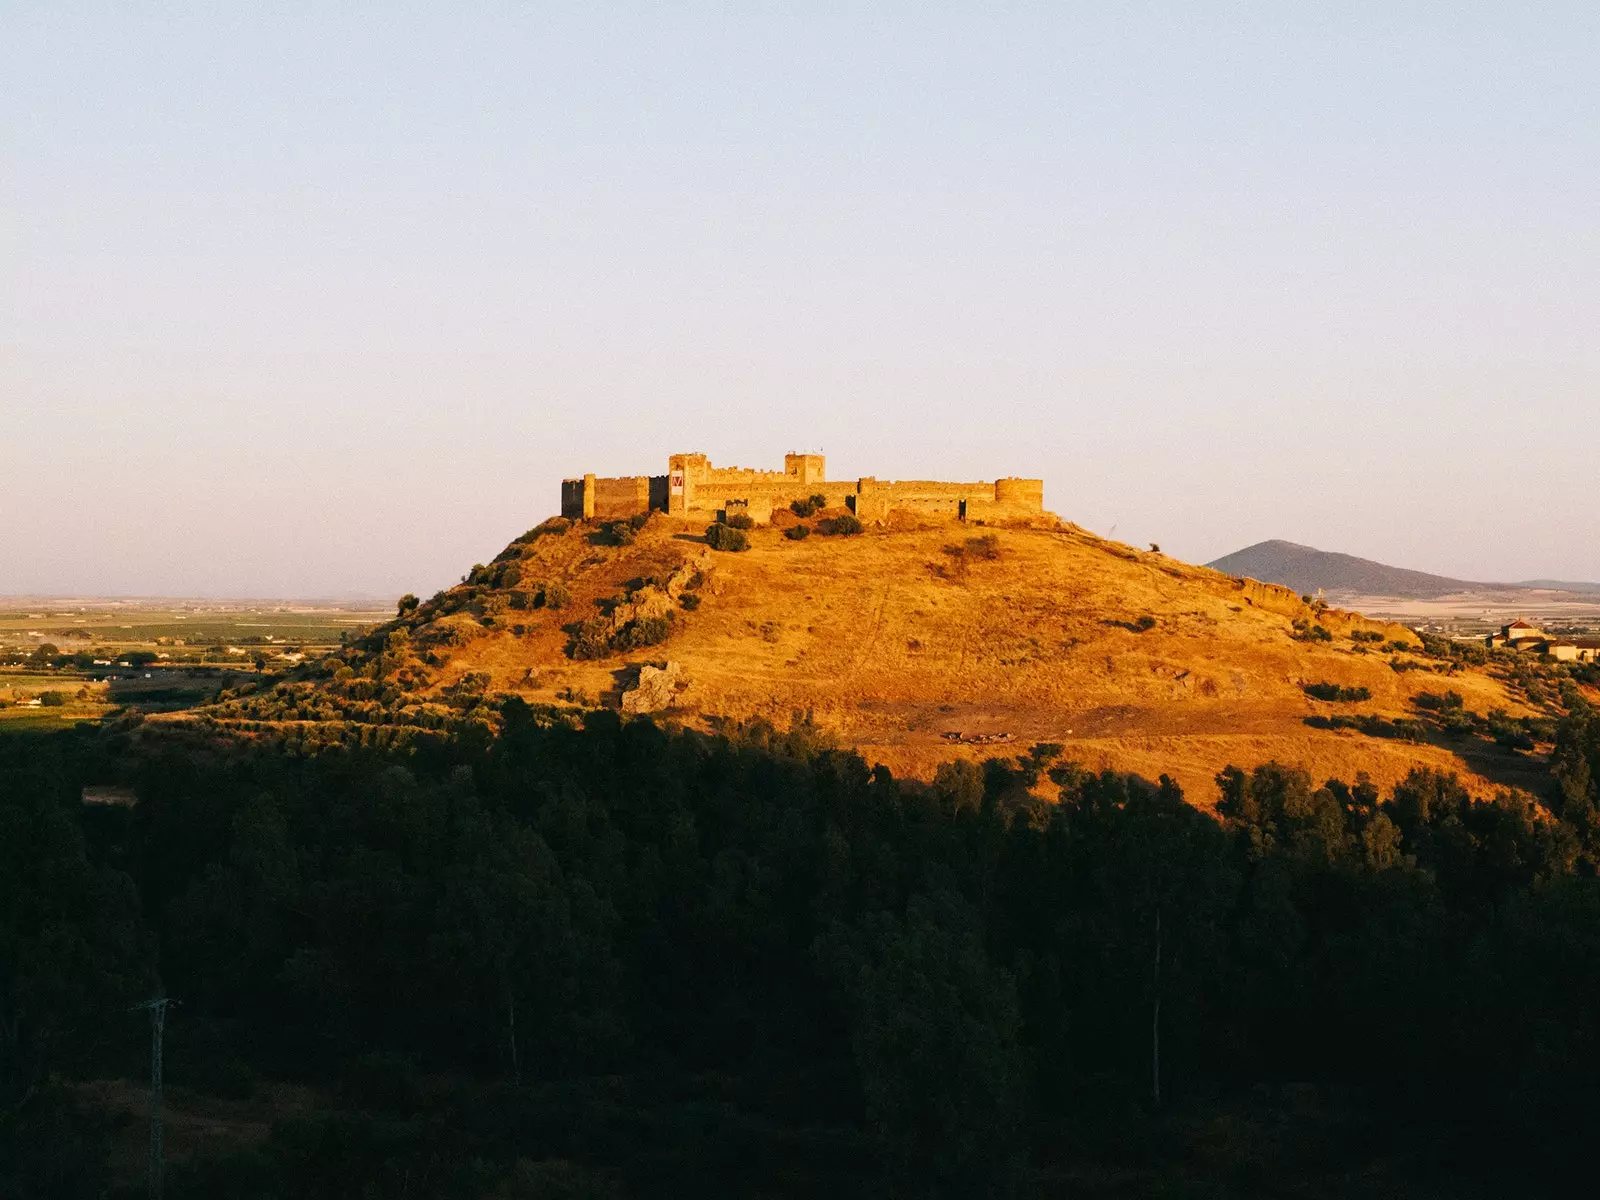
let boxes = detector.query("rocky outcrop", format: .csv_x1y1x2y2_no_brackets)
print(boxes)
621,661,684,714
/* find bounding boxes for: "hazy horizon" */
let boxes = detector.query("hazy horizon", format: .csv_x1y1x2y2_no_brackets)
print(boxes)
6,5,1597,597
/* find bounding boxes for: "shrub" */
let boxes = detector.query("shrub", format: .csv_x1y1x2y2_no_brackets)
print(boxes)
724,512,755,530
570,618,614,660
1132,615,1157,633
615,615,673,650
1413,689,1464,712
790,497,819,517
706,524,750,552
628,511,651,531
965,534,1001,560
571,611,676,658
1303,682,1372,703
542,583,570,610
785,524,811,541
680,593,702,610
603,520,636,547
817,514,863,537
1351,629,1385,643
39,691,67,707
1487,707,1536,752
1292,619,1333,643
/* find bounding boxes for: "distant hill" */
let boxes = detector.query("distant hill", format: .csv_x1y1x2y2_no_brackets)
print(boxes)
1205,540,1480,599
1516,579,1600,595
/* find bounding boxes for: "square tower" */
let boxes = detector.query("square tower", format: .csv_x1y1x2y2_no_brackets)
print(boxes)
666,452,709,516
784,453,825,485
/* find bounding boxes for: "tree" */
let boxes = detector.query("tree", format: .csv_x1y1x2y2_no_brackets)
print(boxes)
821,891,1022,1196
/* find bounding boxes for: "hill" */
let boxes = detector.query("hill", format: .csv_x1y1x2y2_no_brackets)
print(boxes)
199,511,1559,803
1205,539,1482,599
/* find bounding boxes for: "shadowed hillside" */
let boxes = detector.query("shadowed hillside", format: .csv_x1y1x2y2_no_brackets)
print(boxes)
196,512,1556,801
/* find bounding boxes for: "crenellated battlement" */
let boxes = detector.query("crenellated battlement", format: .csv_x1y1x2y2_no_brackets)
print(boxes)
562,452,1044,523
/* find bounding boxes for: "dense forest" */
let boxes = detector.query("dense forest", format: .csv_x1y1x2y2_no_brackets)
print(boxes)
7,697,1600,1197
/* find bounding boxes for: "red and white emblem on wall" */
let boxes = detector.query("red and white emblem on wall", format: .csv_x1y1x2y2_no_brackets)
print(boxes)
670,472,685,495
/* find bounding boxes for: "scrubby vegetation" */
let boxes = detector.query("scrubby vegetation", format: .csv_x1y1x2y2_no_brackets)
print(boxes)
1291,618,1333,642
817,514,863,537
705,522,750,552
789,493,829,518
785,524,811,541
1302,681,1372,702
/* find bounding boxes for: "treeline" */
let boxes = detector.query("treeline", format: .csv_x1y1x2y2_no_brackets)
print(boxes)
6,707,1600,1196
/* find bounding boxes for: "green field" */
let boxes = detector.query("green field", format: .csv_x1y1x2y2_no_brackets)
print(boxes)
0,597,390,731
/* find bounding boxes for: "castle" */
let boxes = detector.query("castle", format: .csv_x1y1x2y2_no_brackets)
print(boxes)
562,452,1044,524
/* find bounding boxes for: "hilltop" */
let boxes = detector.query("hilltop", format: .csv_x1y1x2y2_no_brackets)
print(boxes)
198,510,1560,802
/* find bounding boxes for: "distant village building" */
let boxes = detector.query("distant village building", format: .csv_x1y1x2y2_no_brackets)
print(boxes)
1485,620,1600,663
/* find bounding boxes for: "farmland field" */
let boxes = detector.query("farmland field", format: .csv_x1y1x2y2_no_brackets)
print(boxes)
0,596,392,730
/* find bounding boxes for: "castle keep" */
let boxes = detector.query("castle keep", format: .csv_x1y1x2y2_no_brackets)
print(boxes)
562,453,1044,524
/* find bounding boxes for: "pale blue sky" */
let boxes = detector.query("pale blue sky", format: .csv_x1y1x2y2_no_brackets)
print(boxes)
3,3,1596,597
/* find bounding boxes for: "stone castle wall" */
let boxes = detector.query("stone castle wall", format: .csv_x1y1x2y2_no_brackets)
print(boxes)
563,453,1043,524
561,473,667,520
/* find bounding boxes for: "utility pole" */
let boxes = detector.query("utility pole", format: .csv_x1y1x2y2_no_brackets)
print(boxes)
131,993,175,1200
1151,908,1161,1110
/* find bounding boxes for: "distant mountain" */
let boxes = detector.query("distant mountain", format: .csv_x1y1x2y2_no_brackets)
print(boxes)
1205,540,1481,599
1514,579,1600,595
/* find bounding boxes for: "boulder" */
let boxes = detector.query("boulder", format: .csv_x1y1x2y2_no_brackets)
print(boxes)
621,661,684,714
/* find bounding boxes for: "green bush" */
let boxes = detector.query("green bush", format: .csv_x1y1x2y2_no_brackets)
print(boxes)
1351,629,1385,643
39,691,67,707
785,524,811,541
570,618,613,660
542,583,570,610
706,523,749,552
680,593,701,610
615,614,673,649
790,497,819,517
1303,682,1371,703
817,514,863,537
571,611,675,658
724,512,755,530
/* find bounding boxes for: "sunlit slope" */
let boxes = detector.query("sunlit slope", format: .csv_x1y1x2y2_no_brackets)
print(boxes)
407,514,1535,802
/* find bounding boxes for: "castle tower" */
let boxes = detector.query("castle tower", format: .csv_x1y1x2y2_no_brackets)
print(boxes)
784,453,825,485
666,452,709,516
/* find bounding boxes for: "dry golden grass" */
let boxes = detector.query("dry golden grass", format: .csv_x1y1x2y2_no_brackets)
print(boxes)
436,516,1543,804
